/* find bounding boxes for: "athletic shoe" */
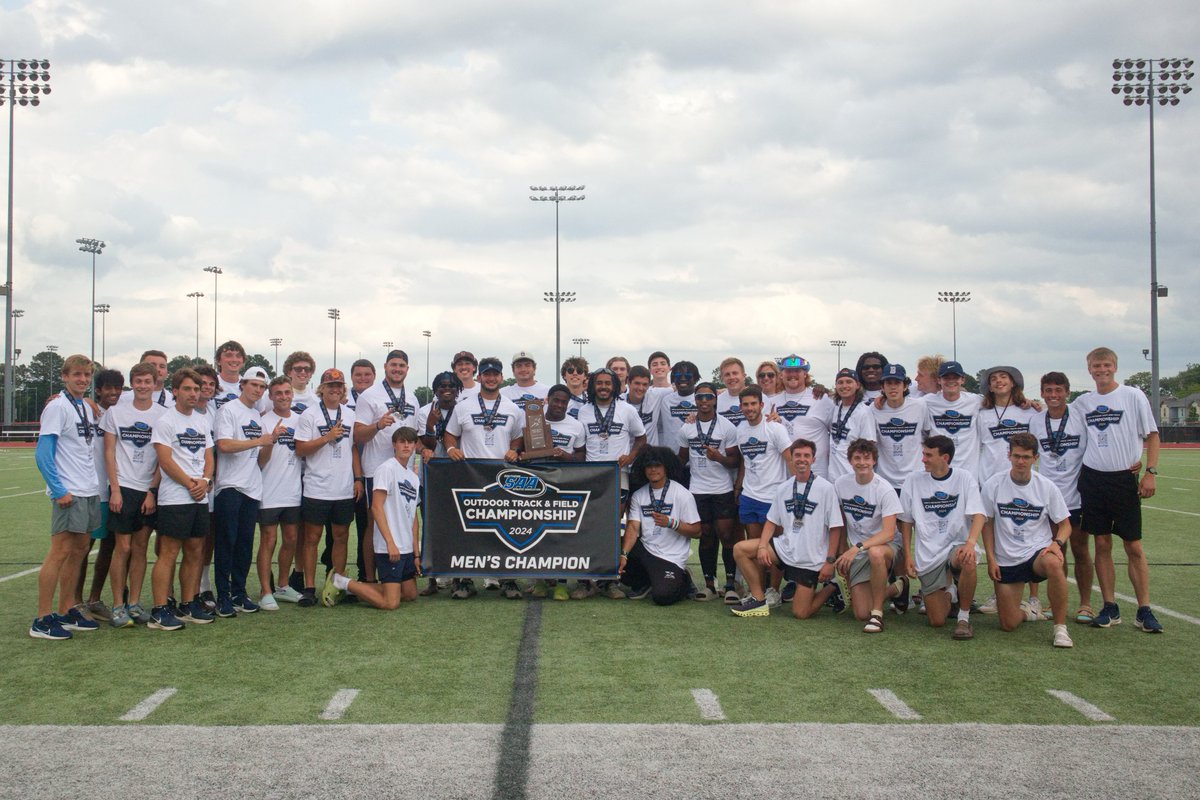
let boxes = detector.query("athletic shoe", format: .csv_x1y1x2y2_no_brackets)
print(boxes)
320,575,339,608
451,579,477,600
258,593,279,611
501,581,523,600
723,585,740,605
569,581,596,600
1053,624,1074,648
692,585,717,601
626,585,651,601
1135,606,1163,633
1092,602,1121,628
529,580,549,599
198,590,217,614
148,605,185,631
85,600,113,622
731,597,770,618
127,603,153,625
600,581,626,600
863,613,884,634
483,578,501,591
287,570,305,594
61,606,100,632
951,619,974,640
418,579,439,597
233,595,260,614
216,596,237,618
179,599,214,624
780,580,797,603
552,583,570,601
297,589,318,607
825,581,846,614
977,594,998,614
29,615,72,641
892,576,910,615
1023,596,1043,621
342,591,359,604
109,605,134,628
764,587,782,608
273,586,303,604
914,591,926,615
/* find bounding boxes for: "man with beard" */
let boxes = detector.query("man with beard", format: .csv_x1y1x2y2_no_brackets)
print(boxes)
771,355,835,479
854,352,888,402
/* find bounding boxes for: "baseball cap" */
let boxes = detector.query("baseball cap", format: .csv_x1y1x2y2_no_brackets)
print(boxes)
319,368,346,386
511,351,536,366
241,366,270,385
982,365,1024,391
938,361,968,378
834,368,860,383
881,363,908,382
385,349,409,363
452,351,477,367
777,354,811,371
478,357,504,375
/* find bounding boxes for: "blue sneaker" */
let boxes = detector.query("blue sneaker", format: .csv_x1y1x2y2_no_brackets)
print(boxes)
216,596,237,618
178,599,214,624
148,605,185,631
1092,602,1121,628
780,580,797,603
1135,606,1163,633
60,606,100,632
127,603,153,625
731,596,770,618
825,581,846,614
29,614,72,641
233,594,259,614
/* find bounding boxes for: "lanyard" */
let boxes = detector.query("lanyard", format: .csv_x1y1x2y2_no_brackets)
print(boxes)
791,474,815,521
435,402,454,440
993,402,1011,427
383,382,407,418
833,400,857,442
695,415,718,448
157,388,167,407
592,401,616,438
62,390,93,445
648,483,669,514
1046,409,1069,456
477,394,502,430
320,403,342,446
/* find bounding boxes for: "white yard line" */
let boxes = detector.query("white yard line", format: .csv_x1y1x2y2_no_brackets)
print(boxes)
320,689,360,720
690,689,726,721
1144,505,1200,517
0,489,44,500
868,688,922,720
120,688,178,722
1067,579,1200,626
1046,690,1115,722
0,566,39,583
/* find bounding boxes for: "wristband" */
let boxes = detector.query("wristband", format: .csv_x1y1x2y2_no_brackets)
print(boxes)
355,476,365,482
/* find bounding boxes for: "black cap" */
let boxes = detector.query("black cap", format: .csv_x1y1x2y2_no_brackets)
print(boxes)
478,357,503,375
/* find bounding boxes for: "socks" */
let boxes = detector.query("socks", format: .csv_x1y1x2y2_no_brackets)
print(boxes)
957,608,970,623
332,573,350,591
199,570,212,593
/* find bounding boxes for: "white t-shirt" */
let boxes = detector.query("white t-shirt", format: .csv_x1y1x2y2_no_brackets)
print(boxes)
977,403,1039,484
415,402,456,458
981,471,1069,567
627,392,663,447
658,391,699,448
39,392,99,497
371,457,421,555
151,406,212,506
766,474,842,571
290,386,320,416
828,400,877,482
214,398,266,499
355,381,419,478
737,419,793,503
259,410,302,510
500,382,551,411
101,400,167,491
458,383,482,400
576,400,646,462
1073,385,1158,472
445,393,523,459
94,406,110,498
922,392,983,480
546,414,586,454
771,390,835,477
898,468,984,573
119,386,173,408
717,391,747,427
212,376,241,411
566,392,588,420
676,414,738,495
296,403,357,501
834,472,903,547
1032,408,1087,509
870,396,926,490
629,480,700,568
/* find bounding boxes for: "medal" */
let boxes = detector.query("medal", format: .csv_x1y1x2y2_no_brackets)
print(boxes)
1046,409,1069,457
63,391,93,446
791,474,814,522
592,400,616,439
478,394,502,431
383,382,408,420
320,403,343,448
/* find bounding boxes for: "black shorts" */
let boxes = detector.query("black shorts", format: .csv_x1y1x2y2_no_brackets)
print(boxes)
156,503,210,540
259,505,302,525
768,540,820,588
108,487,158,534
998,551,1047,584
362,478,375,507
1079,465,1142,541
375,552,417,583
302,497,356,526
694,491,737,524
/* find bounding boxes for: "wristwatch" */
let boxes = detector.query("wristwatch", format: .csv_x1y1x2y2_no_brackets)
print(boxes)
855,542,865,551
1146,467,1158,475
825,556,836,564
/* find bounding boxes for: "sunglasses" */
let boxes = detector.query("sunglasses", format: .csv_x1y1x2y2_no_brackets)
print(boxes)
694,393,717,401
291,366,314,373
757,372,776,379
861,363,884,370
671,372,696,380
434,383,455,391
563,367,582,375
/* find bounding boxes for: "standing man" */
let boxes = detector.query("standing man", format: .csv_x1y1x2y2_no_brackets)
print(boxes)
625,365,662,446
347,358,376,412
922,360,983,481
31,355,101,640
854,352,889,402
501,351,551,410
606,356,632,395
1074,347,1162,632
452,351,481,399
734,386,794,607
771,355,835,478
78,368,124,623
828,368,877,482
911,355,945,400
648,351,672,390
870,364,926,492
658,360,701,447
282,351,319,414
119,349,173,408
417,371,462,459
537,384,587,462
257,376,304,608
716,357,748,427
559,356,590,418
213,340,247,410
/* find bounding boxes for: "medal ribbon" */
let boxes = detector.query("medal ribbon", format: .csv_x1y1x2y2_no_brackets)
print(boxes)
791,474,815,521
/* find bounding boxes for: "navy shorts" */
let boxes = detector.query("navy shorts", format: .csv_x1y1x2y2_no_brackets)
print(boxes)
156,503,210,540
1079,465,1142,541
738,494,772,525
768,540,820,588
695,491,737,524
259,505,301,525
109,487,157,534
374,552,417,583
302,496,355,526
998,551,1047,585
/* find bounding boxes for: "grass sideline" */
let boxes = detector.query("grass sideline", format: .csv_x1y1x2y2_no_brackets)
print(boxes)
1,445,1198,727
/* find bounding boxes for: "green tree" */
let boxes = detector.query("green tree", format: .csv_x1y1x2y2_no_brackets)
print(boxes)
1124,371,1152,395
710,367,725,390
1162,363,1200,398
414,386,432,407
167,355,210,377
245,353,275,379
27,350,65,416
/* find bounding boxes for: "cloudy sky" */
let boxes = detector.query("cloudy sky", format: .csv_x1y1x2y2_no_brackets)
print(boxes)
3,0,1197,390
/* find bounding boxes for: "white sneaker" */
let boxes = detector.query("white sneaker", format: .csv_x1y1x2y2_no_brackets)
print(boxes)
483,578,501,590
764,587,782,608
978,594,998,614
259,593,280,611
273,586,303,604
1053,624,1073,648
1025,596,1043,621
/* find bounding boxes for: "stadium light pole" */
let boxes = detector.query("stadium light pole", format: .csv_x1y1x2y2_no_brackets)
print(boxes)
187,291,204,358
937,291,971,362
830,339,847,371
1112,57,1192,421
11,308,22,362
382,340,393,354
530,184,585,370
76,238,105,381
572,336,589,357
328,308,340,369
203,265,222,355
93,303,110,365
421,330,431,389
269,337,282,373
2,58,51,427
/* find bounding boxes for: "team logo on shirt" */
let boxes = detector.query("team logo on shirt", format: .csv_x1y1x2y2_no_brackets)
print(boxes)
550,428,574,449
640,502,674,518
75,422,93,439
291,402,310,414
740,437,768,460
932,410,972,434
668,400,696,421
277,427,296,451
685,435,724,455
214,393,238,409
719,407,746,425
396,479,418,503
879,417,918,442
988,419,1029,440
840,495,877,522
997,497,1043,526
511,394,537,410
118,421,153,448
470,412,512,427
241,420,262,438
388,401,416,418
1085,406,1123,430
638,410,654,426
176,428,208,453
774,401,811,422
586,421,625,436
1038,433,1081,453
317,424,350,442
784,497,818,517
921,491,959,518
452,468,590,553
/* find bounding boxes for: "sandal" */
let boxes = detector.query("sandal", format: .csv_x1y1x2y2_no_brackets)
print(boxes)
1075,606,1094,625
863,613,884,633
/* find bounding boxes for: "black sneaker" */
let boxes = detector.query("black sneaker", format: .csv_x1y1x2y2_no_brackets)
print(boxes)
148,605,185,631
500,580,523,600
297,589,318,608
892,576,910,615
451,579,477,600
780,580,797,603
288,570,305,594
825,581,846,614
178,599,214,624
198,590,217,614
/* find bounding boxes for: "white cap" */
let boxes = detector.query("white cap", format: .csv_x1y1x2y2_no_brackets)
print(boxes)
241,366,271,385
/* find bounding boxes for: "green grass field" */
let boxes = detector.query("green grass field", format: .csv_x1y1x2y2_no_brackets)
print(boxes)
2,445,1198,728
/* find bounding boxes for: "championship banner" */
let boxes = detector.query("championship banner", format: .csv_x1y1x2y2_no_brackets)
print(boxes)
422,459,621,579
